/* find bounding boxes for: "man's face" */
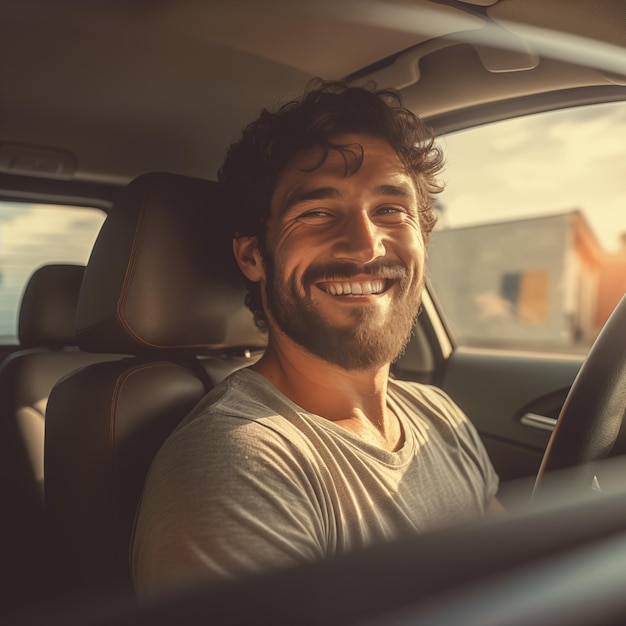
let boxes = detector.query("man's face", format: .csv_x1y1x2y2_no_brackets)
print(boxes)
260,133,426,370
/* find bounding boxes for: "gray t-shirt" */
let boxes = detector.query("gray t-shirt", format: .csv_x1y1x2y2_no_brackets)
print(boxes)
132,368,498,595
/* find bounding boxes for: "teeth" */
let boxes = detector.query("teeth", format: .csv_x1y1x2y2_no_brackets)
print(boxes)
325,280,385,296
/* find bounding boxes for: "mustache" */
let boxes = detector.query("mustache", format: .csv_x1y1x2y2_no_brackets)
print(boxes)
302,260,410,285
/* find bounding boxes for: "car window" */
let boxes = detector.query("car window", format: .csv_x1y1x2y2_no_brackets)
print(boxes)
427,101,626,355
0,201,105,344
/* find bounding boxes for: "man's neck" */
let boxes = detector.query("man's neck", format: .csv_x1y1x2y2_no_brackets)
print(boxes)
251,338,403,452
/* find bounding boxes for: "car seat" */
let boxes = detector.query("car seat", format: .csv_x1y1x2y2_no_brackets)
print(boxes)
0,263,121,615
43,172,265,598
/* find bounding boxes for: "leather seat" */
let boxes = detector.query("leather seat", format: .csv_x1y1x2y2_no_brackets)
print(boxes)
0,263,120,614
44,173,265,597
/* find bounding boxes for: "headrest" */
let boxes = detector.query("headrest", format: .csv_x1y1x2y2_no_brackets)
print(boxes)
18,264,85,348
76,172,265,355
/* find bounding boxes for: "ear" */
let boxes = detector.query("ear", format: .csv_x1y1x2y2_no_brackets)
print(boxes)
233,236,266,282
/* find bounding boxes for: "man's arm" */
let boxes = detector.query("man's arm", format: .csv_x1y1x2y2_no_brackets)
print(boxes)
486,497,506,516
131,416,326,596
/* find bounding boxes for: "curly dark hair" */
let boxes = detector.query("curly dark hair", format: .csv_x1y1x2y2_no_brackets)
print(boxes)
218,79,444,326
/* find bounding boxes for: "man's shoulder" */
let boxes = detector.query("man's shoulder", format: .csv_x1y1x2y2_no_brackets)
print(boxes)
197,367,287,418
171,367,308,446
389,378,457,408
388,378,468,429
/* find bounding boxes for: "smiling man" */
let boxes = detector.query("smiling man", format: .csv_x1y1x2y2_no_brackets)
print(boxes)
249,134,422,378
131,81,500,595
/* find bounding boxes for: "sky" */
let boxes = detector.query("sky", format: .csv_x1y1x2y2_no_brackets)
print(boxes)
436,101,626,253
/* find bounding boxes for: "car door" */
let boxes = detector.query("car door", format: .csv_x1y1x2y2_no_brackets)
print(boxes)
397,98,626,500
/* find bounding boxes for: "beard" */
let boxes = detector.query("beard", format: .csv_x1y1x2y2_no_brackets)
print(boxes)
263,255,423,370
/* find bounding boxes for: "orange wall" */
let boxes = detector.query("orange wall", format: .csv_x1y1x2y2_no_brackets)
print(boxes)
595,255,626,329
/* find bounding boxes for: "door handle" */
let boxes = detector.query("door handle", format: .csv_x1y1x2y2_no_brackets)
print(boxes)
520,412,557,432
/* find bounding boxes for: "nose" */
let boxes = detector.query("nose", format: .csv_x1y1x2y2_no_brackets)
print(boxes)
332,212,386,264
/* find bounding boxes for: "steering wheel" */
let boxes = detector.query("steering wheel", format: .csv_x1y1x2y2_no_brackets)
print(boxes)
534,293,626,495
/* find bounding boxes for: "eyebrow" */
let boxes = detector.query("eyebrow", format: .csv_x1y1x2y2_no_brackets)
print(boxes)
374,184,413,198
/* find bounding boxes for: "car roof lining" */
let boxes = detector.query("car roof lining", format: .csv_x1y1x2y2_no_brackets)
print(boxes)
0,0,624,186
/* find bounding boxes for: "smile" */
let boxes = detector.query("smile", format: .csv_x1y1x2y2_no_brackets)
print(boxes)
316,279,390,296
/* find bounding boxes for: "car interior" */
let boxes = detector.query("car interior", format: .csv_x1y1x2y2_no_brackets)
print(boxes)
44,173,265,594
0,262,120,611
1,0,626,623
